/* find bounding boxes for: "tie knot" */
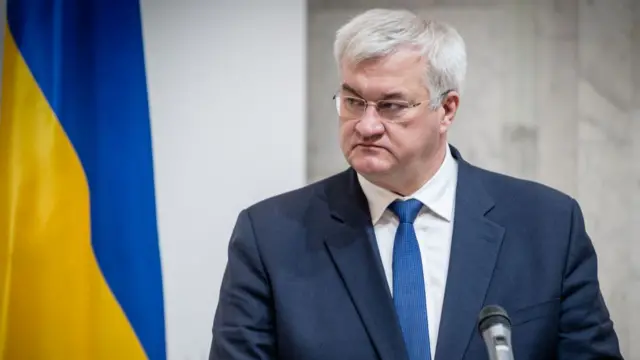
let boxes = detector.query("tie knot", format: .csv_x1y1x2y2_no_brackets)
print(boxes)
388,199,423,224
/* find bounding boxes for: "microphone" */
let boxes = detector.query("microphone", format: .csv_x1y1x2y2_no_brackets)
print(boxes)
477,305,514,360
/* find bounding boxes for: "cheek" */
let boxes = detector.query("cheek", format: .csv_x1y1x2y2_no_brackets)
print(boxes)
386,122,437,152
339,120,355,139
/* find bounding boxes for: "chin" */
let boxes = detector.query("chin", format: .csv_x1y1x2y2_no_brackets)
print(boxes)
349,155,393,175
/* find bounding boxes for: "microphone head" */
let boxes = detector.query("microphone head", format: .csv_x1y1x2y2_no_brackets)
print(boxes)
478,305,511,333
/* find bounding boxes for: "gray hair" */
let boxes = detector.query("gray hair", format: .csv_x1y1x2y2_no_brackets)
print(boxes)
334,9,467,109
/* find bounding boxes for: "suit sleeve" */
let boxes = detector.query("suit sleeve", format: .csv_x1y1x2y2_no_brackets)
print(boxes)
558,199,623,359
209,209,276,360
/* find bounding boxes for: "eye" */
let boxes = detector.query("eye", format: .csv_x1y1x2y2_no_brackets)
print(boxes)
378,101,408,112
344,97,365,109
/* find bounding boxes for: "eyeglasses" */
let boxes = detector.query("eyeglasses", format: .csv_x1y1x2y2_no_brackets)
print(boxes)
333,93,427,122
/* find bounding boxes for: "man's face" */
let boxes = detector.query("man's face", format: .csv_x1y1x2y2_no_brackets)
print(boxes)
338,49,453,186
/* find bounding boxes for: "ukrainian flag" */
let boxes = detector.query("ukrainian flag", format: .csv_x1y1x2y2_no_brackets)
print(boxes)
0,1,166,359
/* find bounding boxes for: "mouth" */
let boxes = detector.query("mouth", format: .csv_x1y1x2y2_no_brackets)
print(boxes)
354,144,385,150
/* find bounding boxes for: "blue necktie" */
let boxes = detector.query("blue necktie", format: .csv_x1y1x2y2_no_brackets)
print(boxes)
389,199,431,360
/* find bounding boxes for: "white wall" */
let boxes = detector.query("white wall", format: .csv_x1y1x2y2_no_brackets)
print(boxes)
141,1,307,358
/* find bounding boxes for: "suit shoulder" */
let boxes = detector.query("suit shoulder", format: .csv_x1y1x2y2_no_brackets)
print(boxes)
471,165,577,211
242,170,345,216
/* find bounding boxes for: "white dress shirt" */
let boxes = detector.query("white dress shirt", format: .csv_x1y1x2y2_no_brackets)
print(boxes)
357,145,458,359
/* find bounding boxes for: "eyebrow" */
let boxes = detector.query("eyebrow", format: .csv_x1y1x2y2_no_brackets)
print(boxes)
341,84,364,98
340,83,409,101
380,92,408,100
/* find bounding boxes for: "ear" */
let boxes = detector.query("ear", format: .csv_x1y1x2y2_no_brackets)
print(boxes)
440,91,460,132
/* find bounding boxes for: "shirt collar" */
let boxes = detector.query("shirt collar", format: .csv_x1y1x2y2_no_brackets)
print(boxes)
357,144,458,224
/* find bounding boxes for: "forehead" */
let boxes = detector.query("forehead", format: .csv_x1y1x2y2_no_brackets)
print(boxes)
339,49,427,98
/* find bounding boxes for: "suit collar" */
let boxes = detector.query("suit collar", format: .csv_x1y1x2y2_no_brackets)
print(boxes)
434,145,505,360
322,169,409,360
324,167,370,225
447,144,496,214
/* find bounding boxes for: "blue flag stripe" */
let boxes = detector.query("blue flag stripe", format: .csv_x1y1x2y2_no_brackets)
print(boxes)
7,1,166,359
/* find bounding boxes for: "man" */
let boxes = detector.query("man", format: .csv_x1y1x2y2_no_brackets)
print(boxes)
210,8,623,360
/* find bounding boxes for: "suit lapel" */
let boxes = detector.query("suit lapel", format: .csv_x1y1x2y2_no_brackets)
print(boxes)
321,170,408,360
434,147,505,360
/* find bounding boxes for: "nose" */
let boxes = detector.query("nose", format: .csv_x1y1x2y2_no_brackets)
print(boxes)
354,106,385,140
